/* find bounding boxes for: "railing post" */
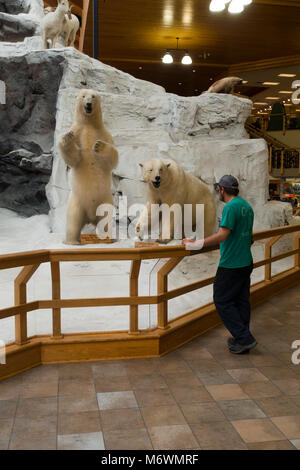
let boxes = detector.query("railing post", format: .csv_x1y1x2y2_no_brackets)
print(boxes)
295,234,300,269
93,0,98,59
265,235,282,282
157,257,182,329
129,260,141,334
51,262,63,339
79,0,90,52
14,265,39,345
269,146,272,173
280,150,284,176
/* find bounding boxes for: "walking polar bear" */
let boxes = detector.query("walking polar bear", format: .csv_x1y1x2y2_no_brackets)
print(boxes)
59,89,118,244
203,76,243,94
136,158,216,242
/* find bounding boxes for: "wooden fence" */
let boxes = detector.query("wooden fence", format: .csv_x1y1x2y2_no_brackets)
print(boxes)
0,224,300,379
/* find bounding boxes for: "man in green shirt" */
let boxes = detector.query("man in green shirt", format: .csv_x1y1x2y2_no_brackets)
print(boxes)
183,175,257,354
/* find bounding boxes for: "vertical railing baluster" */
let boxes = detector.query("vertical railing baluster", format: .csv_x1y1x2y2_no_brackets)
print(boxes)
157,258,181,329
51,262,63,339
129,260,141,334
14,265,39,345
265,235,282,282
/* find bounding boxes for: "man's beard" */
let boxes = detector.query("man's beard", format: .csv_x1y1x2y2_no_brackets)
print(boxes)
219,193,225,202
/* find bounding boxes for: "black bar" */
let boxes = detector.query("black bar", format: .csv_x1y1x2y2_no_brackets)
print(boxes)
93,0,99,59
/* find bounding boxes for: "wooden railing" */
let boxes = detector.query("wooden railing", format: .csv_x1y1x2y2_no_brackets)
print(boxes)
0,224,300,378
245,121,300,177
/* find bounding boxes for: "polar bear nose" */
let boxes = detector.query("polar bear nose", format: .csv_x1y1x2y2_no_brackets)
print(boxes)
155,176,160,181
85,102,93,113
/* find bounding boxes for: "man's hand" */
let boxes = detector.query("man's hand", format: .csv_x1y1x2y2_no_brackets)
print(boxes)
182,238,204,250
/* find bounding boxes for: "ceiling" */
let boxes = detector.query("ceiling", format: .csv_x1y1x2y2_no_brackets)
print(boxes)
45,0,300,101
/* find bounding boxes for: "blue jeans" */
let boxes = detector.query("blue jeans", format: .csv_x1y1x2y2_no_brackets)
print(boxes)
213,263,256,345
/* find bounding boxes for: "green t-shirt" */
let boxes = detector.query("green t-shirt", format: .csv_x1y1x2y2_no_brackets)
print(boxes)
219,196,254,269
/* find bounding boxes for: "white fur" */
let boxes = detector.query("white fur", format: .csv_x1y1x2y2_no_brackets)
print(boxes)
137,158,216,242
61,12,80,47
203,76,243,94
58,90,119,245
40,0,69,49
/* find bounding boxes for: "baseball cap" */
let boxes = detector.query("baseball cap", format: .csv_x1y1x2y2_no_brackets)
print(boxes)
214,175,239,191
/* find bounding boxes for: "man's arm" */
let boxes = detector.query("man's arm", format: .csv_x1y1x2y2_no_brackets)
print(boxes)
203,226,231,247
182,226,231,250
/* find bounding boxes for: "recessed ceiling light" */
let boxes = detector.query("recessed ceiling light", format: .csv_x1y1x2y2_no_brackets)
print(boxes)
279,91,293,94
263,82,280,86
192,69,196,72
242,80,248,84
278,73,296,77
138,66,142,70
178,82,182,85
265,97,279,100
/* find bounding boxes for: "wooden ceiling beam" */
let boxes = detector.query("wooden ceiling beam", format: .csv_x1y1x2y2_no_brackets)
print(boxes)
101,57,229,68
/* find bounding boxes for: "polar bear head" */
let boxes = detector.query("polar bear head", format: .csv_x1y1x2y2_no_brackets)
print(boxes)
139,158,172,190
76,89,102,120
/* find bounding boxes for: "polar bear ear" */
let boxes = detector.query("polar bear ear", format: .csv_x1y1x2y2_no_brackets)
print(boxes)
139,163,143,168
166,163,171,168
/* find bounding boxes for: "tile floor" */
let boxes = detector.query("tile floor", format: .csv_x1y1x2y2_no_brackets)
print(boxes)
0,284,300,450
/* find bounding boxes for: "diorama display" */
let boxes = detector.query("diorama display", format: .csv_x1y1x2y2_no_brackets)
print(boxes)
0,0,297,343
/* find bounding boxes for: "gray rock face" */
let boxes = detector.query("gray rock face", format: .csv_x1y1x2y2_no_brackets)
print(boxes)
0,148,51,216
0,52,65,216
0,0,29,14
0,12,37,42
0,0,43,16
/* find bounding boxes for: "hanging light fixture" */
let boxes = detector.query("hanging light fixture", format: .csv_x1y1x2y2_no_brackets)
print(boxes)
209,0,251,13
162,52,174,64
228,0,244,13
181,53,192,65
162,38,192,65
209,0,225,12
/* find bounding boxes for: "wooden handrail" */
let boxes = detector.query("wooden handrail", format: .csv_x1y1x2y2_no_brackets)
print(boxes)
1,224,300,270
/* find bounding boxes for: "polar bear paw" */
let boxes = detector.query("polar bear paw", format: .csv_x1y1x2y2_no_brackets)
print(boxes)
93,140,106,153
63,239,81,245
62,131,75,146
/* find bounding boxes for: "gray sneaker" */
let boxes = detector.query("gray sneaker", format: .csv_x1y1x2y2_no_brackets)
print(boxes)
229,340,257,355
227,337,236,347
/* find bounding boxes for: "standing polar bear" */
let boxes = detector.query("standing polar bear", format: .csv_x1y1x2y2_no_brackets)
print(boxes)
59,89,119,244
136,158,216,242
